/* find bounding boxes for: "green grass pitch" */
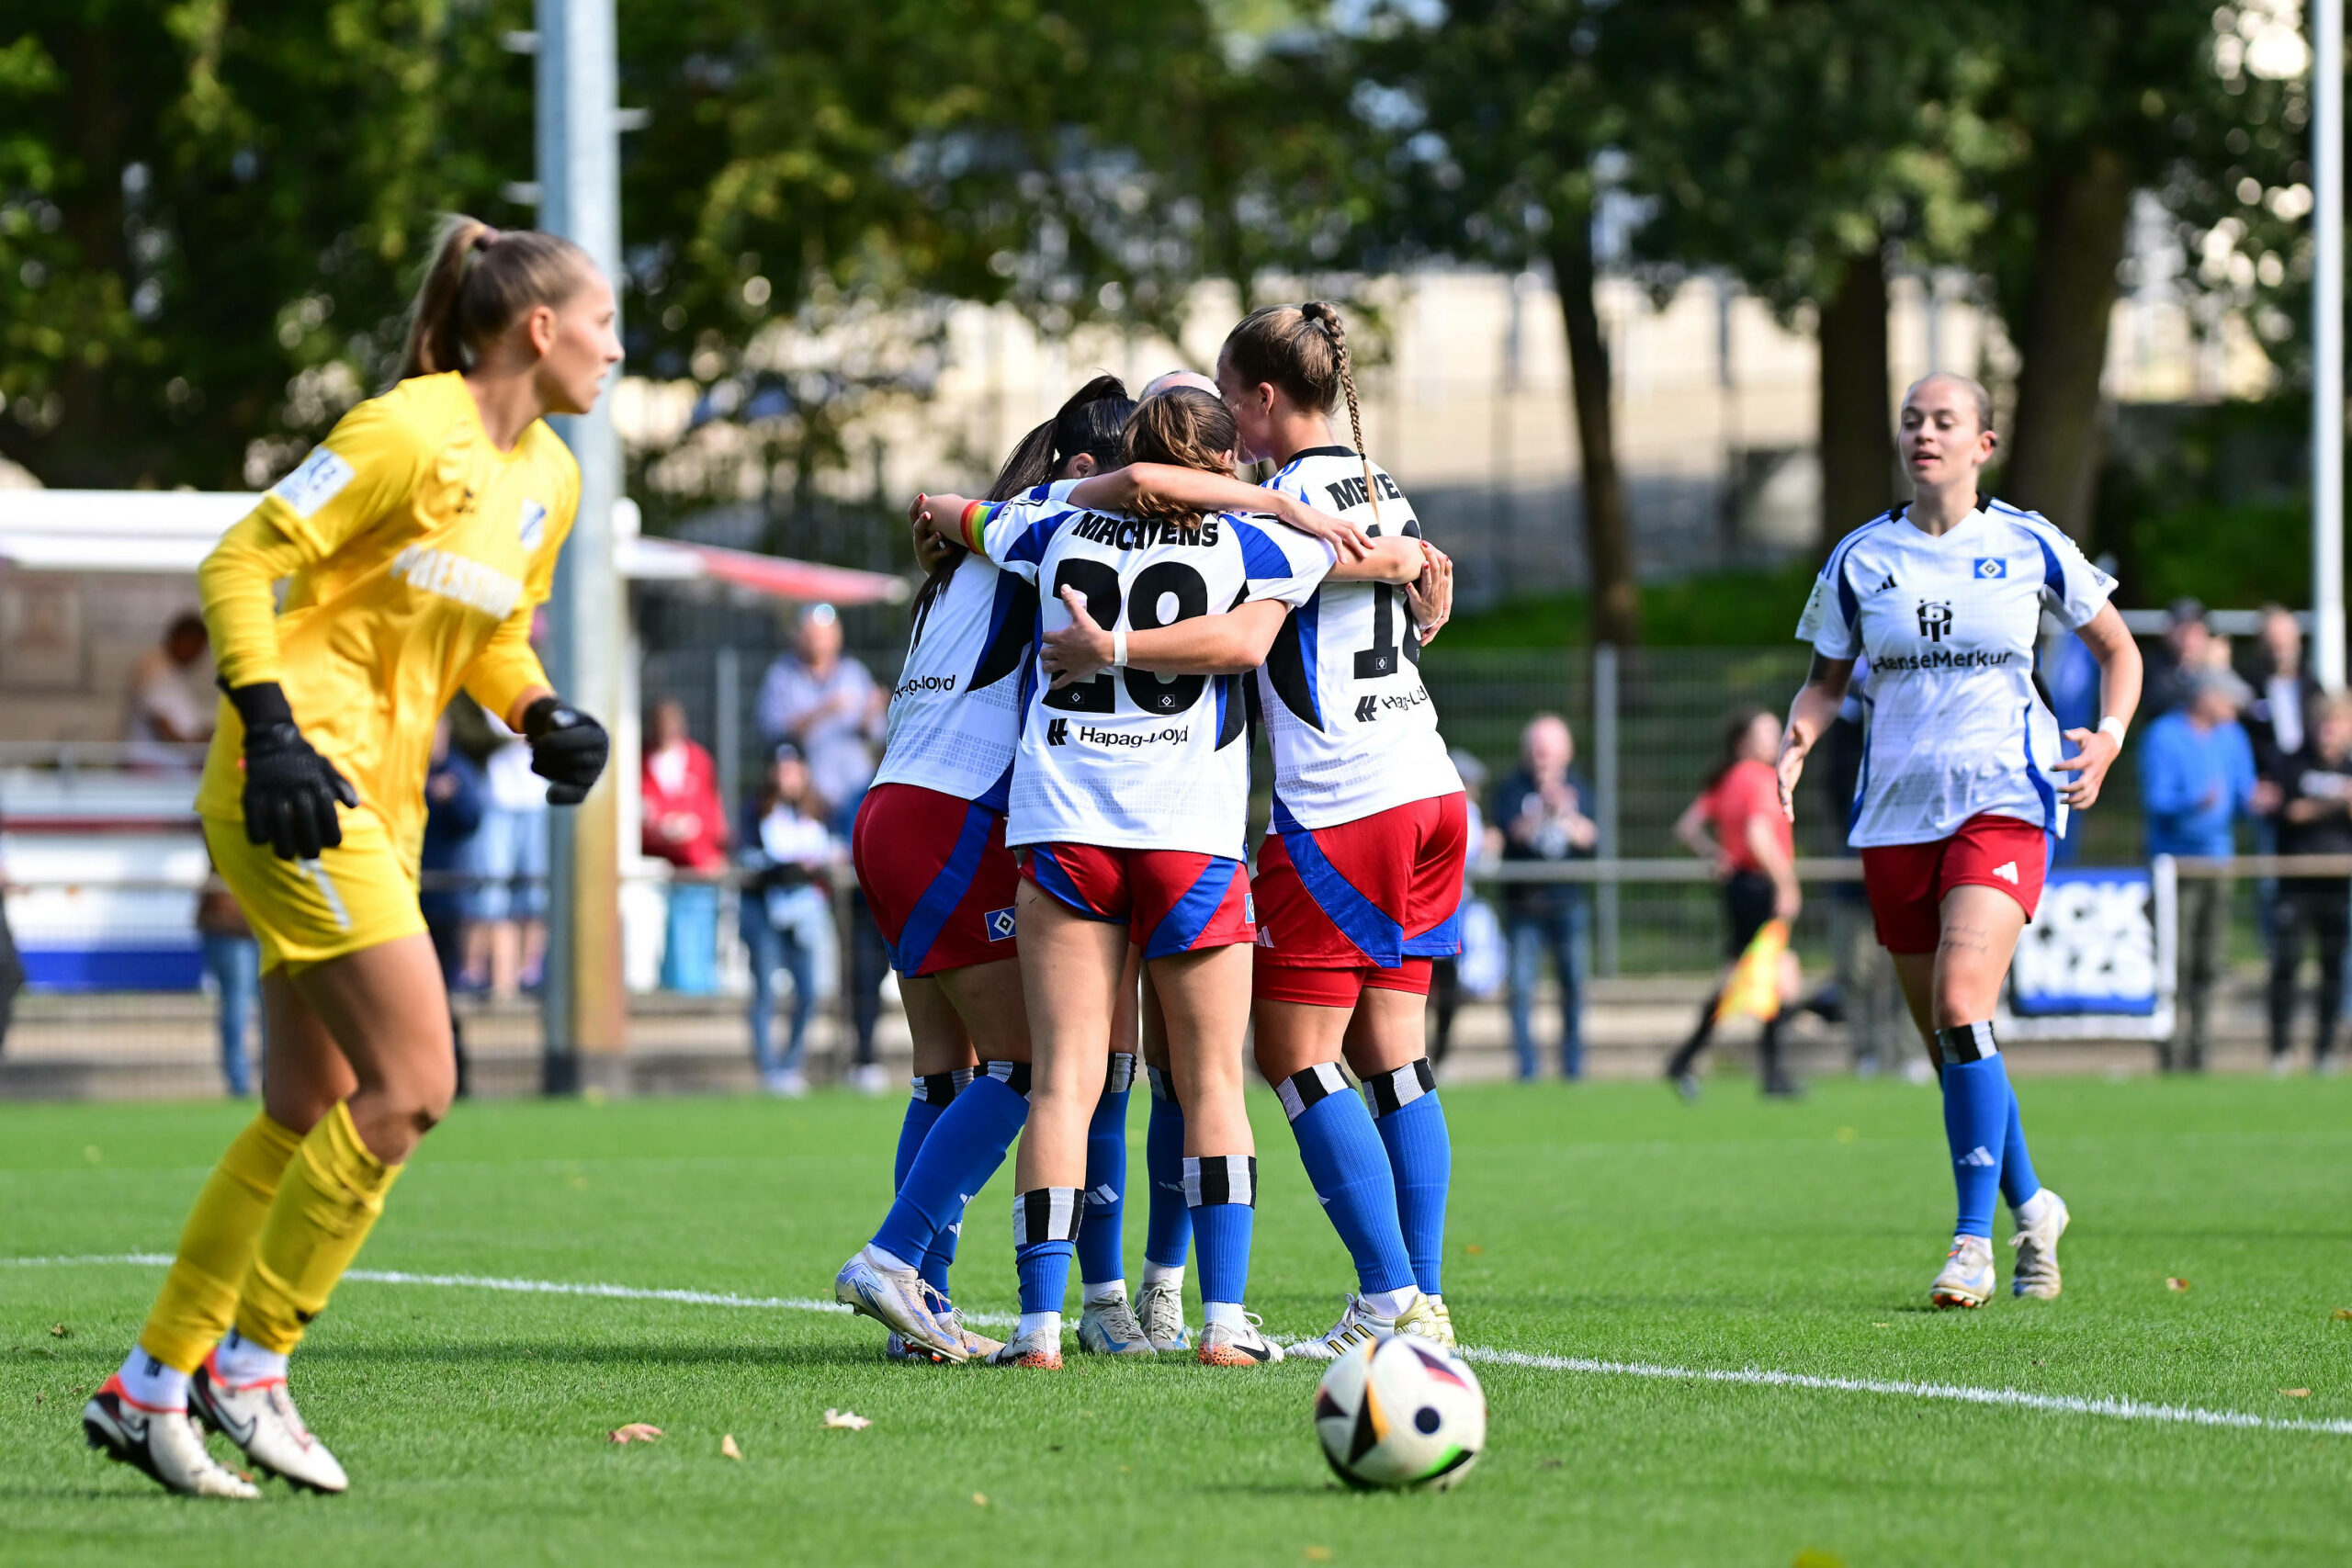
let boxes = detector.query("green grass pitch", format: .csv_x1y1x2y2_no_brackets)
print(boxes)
6,1075,2351,1565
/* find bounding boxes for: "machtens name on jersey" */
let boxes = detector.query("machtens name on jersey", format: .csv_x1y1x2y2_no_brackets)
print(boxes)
1797,501,2116,848
872,546,1039,811
1256,448,1461,829
973,488,1336,858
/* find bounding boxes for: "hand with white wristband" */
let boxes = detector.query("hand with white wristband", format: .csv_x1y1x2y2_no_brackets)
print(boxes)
2053,713,2130,810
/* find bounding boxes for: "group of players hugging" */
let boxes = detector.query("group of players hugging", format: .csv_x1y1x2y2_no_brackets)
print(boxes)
85,212,2139,1497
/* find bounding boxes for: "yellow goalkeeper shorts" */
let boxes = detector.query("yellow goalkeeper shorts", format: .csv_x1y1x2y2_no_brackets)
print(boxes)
202,811,426,976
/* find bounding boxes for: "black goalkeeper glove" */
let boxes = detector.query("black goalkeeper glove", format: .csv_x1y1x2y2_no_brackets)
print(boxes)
522,694,609,807
228,682,357,861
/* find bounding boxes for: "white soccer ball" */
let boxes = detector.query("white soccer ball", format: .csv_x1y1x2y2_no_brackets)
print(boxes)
1313,1335,1487,1491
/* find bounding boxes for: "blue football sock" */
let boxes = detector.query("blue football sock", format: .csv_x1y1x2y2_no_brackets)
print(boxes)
1998,1079,2041,1211
1367,1060,1451,1296
874,1063,1029,1269
1185,1155,1257,1305
1144,1066,1193,1269
895,1070,968,1297
1078,1055,1134,1290
1012,1187,1082,1315
1936,1024,2009,1240
1277,1066,1415,1296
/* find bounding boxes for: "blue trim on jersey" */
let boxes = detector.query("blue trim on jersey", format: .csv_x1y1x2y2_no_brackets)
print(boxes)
1227,515,1295,579
2009,514,2064,599
1269,793,1404,964
1295,593,1324,728
892,801,1000,974
1026,845,1121,923
1824,511,1896,633
1849,693,1874,838
1146,856,1244,959
1214,671,1230,739
2021,699,2057,830
972,570,1027,686
1004,509,1069,567
978,757,1013,815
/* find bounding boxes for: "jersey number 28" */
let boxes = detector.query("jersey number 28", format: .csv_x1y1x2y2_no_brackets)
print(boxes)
1042,558,1210,716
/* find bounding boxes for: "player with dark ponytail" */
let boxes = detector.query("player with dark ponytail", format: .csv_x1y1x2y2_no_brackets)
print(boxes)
85,216,619,1496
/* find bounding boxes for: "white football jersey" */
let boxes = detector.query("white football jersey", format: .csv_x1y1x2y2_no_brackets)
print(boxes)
871,547,1039,811
1254,448,1462,829
1797,501,2116,848
976,491,1336,857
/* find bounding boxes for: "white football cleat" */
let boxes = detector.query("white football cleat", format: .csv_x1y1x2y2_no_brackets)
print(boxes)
1930,1234,1996,1309
1425,1294,1456,1348
1196,1313,1284,1367
83,1379,258,1500
190,1354,348,1494
2008,1190,2070,1300
834,1248,966,1361
983,1325,1064,1369
1136,1275,1190,1352
1077,1295,1155,1356
1285,1292,1443,1360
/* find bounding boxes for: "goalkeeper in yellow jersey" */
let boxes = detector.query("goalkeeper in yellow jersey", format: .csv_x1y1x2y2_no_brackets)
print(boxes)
83,217,619,1499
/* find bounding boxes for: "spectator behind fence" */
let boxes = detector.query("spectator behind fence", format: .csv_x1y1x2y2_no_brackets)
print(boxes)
1427,749,1502,1069
2245,604,2319,785
465,710,550,999
2267,695,2352,1074
2143,597,2215,717
2141,666,2259,1072
642,695,729,995
423,716,485,1097
756,602,886,818
1665,707,1803,1099
738,744,835,1096
124,612,214,773
194,862,259,1098
1494,714,1598,1079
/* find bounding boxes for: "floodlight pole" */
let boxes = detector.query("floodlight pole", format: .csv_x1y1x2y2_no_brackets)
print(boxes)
536,0,629,1091
2317,0,2346,694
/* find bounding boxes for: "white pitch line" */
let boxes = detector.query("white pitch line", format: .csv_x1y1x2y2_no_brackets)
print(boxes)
10,1252,2346,1436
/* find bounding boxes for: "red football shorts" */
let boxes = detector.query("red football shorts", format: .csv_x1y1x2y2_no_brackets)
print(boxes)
1859,812,2052,955
852,783,1021,976
1020,842,1255,959
1250,792,1466,1010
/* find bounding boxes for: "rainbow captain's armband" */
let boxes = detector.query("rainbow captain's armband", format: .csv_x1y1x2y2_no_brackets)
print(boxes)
958,500,997,555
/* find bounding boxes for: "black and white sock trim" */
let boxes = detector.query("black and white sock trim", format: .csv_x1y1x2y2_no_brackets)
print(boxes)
1104,1052,1136,1096
1276,1062,1350,1122
910,1067,973,1107
1147,1064,1176,1102
1363,1058,1436,1118
1182,1154,1257,1209
1935,1021,1999,1064
983,1059,1034,1098
1012,1187,1084,1246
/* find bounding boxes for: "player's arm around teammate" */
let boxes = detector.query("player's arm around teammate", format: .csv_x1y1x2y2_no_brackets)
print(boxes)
1774,371,2142,1309
85,219,617,1499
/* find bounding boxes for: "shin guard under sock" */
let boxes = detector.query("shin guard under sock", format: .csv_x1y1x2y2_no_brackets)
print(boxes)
138,1112,304,1373
232,1101,402,1354
1012,1187,1083,1315
1078,1054,1134,1289
1999,1077,2041,1211
1144,1066,1193,1269
1936,1023,2008,1240
1366,1059,1451,1297
1185,1155,1257,1308
895,1069,970,1296
1277,1066,1415,1296
874,1063,1029,1269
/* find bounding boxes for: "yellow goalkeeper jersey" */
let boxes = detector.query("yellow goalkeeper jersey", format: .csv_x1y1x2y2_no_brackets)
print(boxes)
195,371,579,868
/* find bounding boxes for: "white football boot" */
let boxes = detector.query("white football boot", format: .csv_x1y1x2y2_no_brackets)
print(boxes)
2008,1190,2070,1300
1929,1234,1996,1309
834,1247,966,1361
984,1324,1065,1369
1196,1312,1284,1367
1136,1275,1190,1352
1077,1292,1155,1356
83,1379,258,1500
1285,1292,1443,1360
190,1353,348,1493
1425,1295,1457,1348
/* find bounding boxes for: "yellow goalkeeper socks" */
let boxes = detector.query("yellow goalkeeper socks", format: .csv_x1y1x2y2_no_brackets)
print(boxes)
136,1112,305,1374
232,1100,403,1354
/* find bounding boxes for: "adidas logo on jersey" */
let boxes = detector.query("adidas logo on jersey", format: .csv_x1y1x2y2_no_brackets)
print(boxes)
1957,1145,1997,1168
1992,862,2019,885
1256,926,1275,948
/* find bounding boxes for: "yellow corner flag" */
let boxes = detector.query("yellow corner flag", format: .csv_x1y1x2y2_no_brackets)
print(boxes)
1713,918,1790,1025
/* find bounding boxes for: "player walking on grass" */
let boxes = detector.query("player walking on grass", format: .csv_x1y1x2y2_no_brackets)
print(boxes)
833,378,1141,1364
1774,371,2142,1309
84,218,616,1496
